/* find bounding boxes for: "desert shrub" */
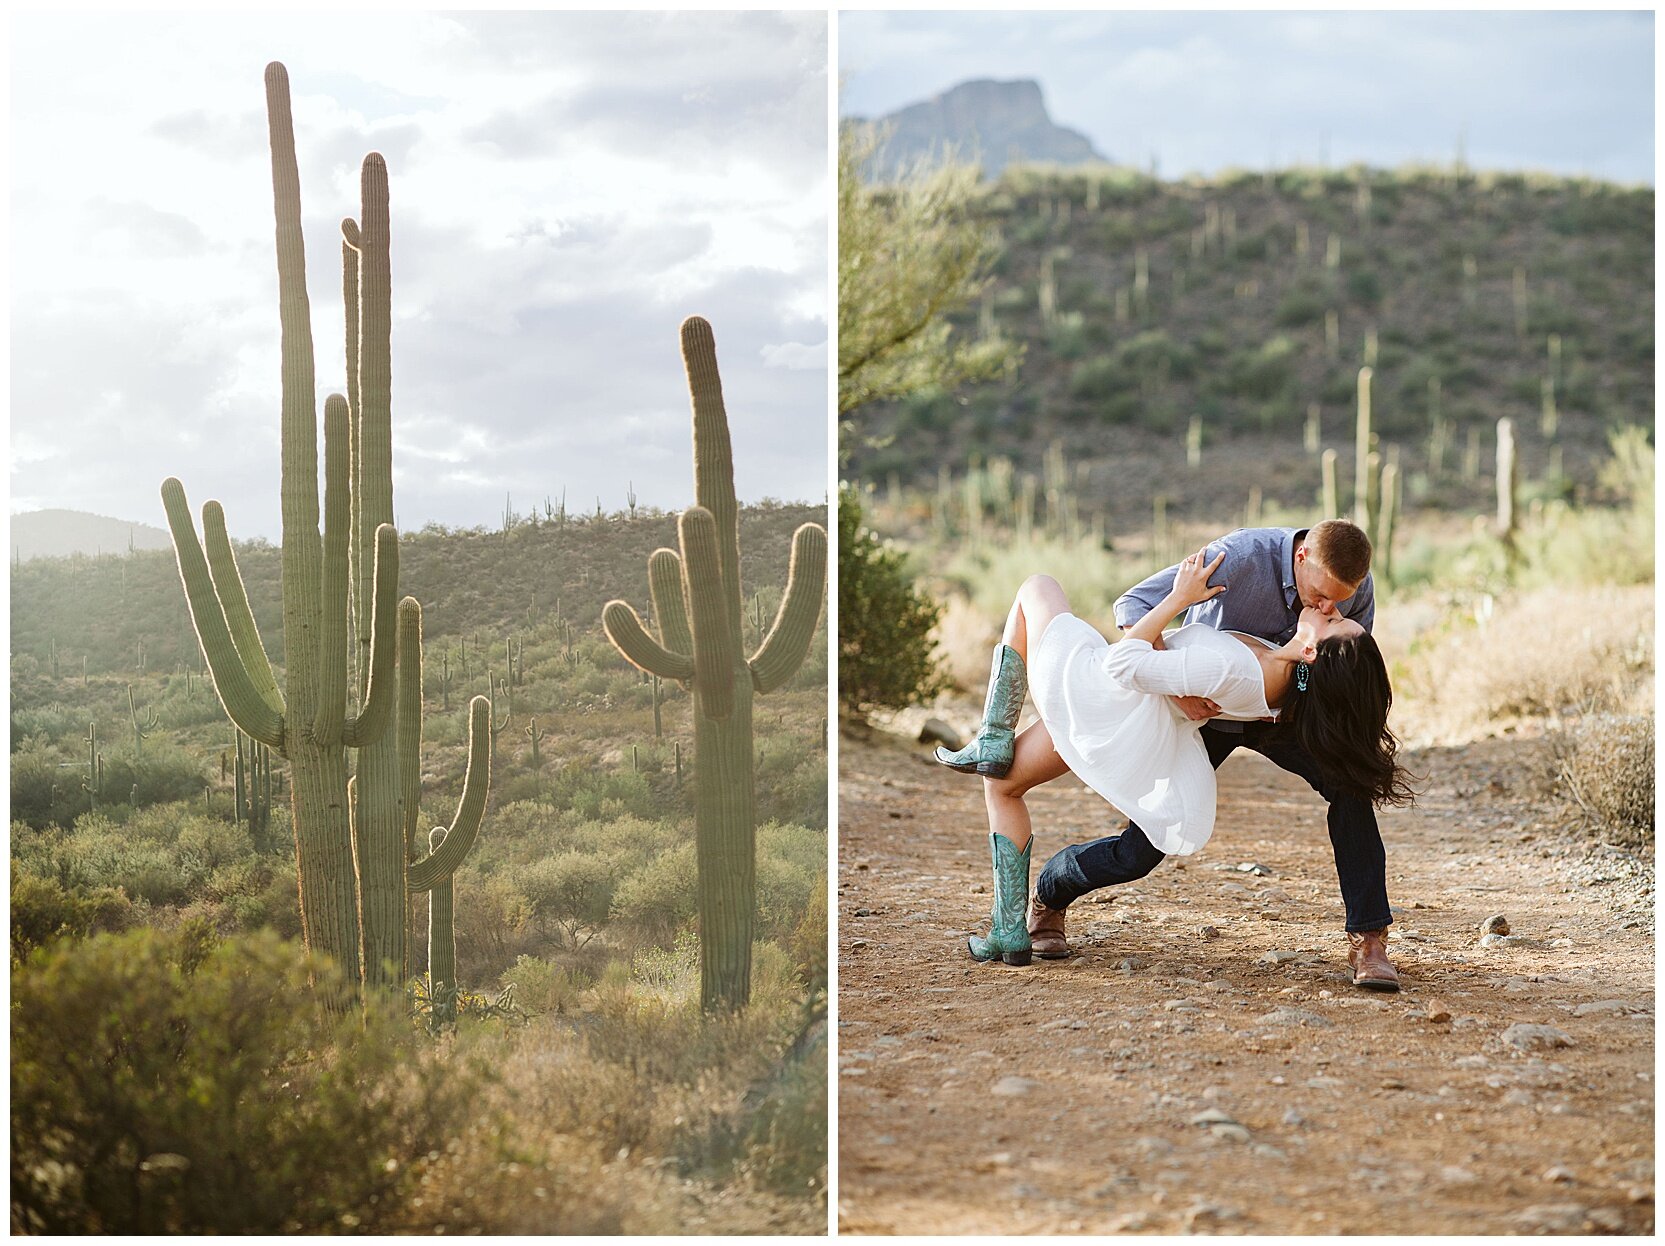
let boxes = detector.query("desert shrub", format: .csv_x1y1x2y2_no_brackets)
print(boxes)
754,821,825,945
1274,285,1326,327
610,839,698,944
742,1029,827,1197
1399,584,1654,741
1346,267,1383,306
10,735,93,830
838,484,948,714
1224,335,1298,400
1556,715,1654,849
1067,354,1134,402
10,875,136,962
448,871,535,981
787,870,828,993
519,851,619,948
499,954,590,1015
11,927,485,1234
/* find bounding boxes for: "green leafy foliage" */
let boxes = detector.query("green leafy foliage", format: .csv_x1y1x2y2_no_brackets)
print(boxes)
11,927,485,1233
837,484,948,715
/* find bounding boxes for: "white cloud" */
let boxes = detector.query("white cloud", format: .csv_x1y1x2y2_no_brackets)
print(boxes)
761,341,826,371
11,10,828,538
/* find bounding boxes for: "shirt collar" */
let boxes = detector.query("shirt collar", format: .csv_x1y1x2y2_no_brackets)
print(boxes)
1283,528,1305,609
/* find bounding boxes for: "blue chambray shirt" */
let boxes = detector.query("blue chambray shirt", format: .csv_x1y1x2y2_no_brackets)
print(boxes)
1112,527,1375,733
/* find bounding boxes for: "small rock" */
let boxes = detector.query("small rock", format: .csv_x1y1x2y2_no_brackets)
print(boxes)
1380,1078,1406,1090
991,1076,1039,1097
1425,999,1453,1023
1511,1203,1594,1234
1440,1166,1479,1185
1236,862,1276,876
1186,1202,1242,1227
1258,949,1304,965
1132,1136,1174,1158
1542,1166,1576,1184
1572,999,1635,1017
1481,914,1511,936
849,939,869,950
917,718,962,749
855,907,873,917
970,1151,1014,1173
1189,1108,1237,1126
1197,925,1221,939
1282,1108,1308,1127
1208,1123,1252,1144
1499,1023,1575,1052
1625,1185,1652,1205
1257,1007,1333,1029
1481,933,1543,950
1118,957,1147,972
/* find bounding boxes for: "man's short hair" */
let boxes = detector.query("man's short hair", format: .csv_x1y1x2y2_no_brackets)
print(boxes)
1306,518,1372,587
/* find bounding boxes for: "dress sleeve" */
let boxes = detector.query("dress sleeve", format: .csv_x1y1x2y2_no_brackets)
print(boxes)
1103,636,1233,699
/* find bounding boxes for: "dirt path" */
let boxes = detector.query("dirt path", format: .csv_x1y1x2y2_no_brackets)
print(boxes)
835,727,1654,1235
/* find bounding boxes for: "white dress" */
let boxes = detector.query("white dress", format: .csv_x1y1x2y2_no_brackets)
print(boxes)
1029,615,1276,855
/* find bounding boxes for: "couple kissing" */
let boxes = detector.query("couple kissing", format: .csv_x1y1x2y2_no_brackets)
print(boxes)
937,519,1417,990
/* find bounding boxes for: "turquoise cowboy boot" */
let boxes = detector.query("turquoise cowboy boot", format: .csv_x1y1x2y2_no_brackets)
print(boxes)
935,645,1027,778
967,832,1033,966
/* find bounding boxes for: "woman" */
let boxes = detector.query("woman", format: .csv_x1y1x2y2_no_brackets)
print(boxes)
937,548,1414,965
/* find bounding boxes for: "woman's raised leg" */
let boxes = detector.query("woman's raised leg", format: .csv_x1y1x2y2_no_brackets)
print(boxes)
936,575,1071,778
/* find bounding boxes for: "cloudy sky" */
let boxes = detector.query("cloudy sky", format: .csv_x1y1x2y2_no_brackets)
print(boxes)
841,10,1654,184
12,11,828,537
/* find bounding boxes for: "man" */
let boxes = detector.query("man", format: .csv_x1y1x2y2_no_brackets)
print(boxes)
1026,519,1401,991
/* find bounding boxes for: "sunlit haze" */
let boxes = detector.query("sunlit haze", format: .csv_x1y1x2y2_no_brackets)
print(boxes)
12,11,828,537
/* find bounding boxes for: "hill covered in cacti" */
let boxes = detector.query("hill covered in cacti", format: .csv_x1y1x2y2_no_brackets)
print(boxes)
846,163,1653,529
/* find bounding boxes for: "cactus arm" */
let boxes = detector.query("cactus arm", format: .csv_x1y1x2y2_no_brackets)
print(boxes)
341,222,367,695
314,395,352,745
396,597,423,859
680,506,737,720
341,524,399,748
161,479,286,750
749,522,828,693
407,695,491,893
648,547,694,657
680,316,741,606
199,502,283,718
603,600,695,681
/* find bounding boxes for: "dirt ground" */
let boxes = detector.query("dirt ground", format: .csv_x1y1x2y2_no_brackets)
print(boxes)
835,724,1655,1236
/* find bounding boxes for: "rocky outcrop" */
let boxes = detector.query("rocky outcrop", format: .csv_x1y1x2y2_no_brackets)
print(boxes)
856,78,1106,179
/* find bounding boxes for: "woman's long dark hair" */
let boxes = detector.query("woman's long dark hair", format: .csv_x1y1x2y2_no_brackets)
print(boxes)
1278,632,1417,808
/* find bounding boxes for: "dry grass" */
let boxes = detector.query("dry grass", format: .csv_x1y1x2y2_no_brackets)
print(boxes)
1395,583,1654,745
1553,714,1655,851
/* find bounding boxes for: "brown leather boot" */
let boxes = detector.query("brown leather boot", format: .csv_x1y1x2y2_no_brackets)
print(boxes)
1027,891,1072,959
1347,929,1400,992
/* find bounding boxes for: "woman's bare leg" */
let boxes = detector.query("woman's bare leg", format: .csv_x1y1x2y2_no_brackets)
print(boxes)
999,573,1070,664
984,718,1070,852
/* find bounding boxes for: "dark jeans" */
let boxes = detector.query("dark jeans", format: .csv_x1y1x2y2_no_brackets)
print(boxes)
1034,722,1392,933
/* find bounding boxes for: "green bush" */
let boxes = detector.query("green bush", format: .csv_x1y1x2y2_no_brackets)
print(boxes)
610,840,698,944
837,484,948,715
9,875,135,962
11,928,485,1233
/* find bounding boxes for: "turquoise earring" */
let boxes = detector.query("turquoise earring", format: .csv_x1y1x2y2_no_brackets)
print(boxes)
1296,660,1310,692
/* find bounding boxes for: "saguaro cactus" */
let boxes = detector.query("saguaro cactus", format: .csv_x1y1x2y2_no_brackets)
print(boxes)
1353,366,1375,538
399,599,492,1023
127,686,160,752
603,317,827,1012
161,63,413,986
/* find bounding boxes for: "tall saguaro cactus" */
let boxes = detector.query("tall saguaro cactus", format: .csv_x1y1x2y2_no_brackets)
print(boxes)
160,63,468,990
603,317,827,1012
